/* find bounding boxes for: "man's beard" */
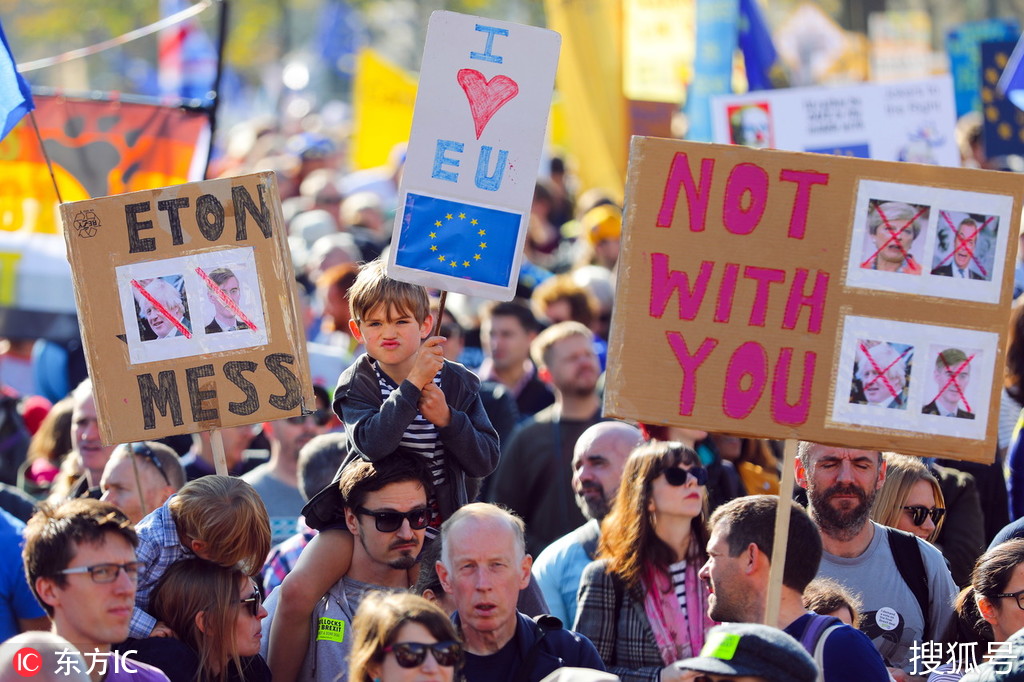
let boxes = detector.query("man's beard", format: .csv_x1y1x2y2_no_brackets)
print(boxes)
808,481,876,542
358,527,419,570
574,482,609,521
388,553,418,570
707,587,755,624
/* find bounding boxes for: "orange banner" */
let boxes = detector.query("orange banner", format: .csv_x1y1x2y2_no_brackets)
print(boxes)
0,95,209,234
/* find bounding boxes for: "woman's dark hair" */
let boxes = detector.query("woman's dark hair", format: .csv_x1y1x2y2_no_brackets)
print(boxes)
962,539,1024,641
348,592,461,682
598,440,709,590
151,559,250,682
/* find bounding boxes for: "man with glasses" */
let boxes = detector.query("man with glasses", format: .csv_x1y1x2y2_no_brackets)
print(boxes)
243,385,336,544
22,498,169,682
796,442,957,681
260,457,432,682
100,442,186,524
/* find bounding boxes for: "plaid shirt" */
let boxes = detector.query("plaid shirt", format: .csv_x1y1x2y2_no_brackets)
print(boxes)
129,498,194,638
574,559,695,682
261,528,315,596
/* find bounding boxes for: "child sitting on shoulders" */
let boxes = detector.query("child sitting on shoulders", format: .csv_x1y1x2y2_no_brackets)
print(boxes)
130,475,271,638
268,259,499,682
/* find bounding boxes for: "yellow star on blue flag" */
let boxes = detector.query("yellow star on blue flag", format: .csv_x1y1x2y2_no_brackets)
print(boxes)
395,193,521,287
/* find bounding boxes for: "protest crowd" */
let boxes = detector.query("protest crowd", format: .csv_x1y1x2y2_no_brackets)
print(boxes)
9,6,1024,682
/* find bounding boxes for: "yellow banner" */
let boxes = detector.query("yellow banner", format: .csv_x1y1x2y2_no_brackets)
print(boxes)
543,0,628,203
351,48,418,170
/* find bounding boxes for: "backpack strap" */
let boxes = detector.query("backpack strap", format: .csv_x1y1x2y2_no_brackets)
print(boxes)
513,615,563,682
885,527,931,636
798,614,841,652
812,623,845,682
797,614,843,682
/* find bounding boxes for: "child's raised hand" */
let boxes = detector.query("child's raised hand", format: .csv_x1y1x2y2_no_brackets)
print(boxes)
407,336,446,388
419,382,451,428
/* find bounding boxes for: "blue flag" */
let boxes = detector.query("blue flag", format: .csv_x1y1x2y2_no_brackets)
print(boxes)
684,0,740,142
316,0,366,79
394,193,521,288
0,18,33,141
999,32,1024,111
738,0,778,91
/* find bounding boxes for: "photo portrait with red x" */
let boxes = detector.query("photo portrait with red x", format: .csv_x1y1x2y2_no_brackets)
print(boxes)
860,199,929,275
921,346,978,420
930,210,997,282
850,339,914,409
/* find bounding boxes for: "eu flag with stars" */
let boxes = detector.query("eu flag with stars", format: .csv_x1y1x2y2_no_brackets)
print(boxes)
395,193,521,287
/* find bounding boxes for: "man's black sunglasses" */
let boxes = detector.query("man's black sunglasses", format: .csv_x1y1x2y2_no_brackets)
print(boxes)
663,465,708,487
355,506,431,532
131,442,170,486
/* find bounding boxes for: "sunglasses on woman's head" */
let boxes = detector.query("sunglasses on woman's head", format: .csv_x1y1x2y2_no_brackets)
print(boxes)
903,505,945,526
663,465,708,487
239,586,262,617
383,641,462,668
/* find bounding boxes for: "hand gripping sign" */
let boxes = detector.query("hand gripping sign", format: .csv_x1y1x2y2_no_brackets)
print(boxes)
387,12,560,301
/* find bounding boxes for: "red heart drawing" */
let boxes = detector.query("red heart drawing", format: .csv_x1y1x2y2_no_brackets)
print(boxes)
457,69,520,140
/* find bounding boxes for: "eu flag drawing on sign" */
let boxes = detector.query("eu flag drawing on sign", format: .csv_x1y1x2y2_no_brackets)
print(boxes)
395,193,521,288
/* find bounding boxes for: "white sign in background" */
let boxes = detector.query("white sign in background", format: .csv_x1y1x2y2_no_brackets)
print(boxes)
710,76,959,166
388,11,561,300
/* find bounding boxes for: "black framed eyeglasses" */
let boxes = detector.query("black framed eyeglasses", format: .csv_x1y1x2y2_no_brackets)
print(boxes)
996,588,1024,610
59,561,143,584
902,505,945,526
663,465,708,487
354,506,430,533
383,641,462,668
239,585,262,617
285,409,333,427
693,675,735,682
131,442,171,486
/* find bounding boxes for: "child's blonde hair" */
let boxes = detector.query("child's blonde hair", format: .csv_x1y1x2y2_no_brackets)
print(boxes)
169,476,270,575
348,259,430,325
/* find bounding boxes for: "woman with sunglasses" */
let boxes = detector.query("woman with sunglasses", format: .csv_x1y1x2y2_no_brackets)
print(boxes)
574,441,714,682
870,454,946,544
349,592,463,682
122,558,270,682
923,539,1024,680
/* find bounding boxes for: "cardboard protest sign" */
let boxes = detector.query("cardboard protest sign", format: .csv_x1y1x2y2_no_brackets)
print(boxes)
605,138,1023,462
709,77,958,166
61,172,315,444
387,11,560,300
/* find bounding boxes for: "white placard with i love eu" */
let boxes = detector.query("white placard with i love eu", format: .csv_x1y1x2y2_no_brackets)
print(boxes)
388,11,560,300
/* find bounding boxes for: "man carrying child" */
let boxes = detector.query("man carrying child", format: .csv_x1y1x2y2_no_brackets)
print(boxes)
268,259,500,682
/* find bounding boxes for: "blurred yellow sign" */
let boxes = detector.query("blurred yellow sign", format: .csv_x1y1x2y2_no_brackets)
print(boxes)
351,48,417,170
